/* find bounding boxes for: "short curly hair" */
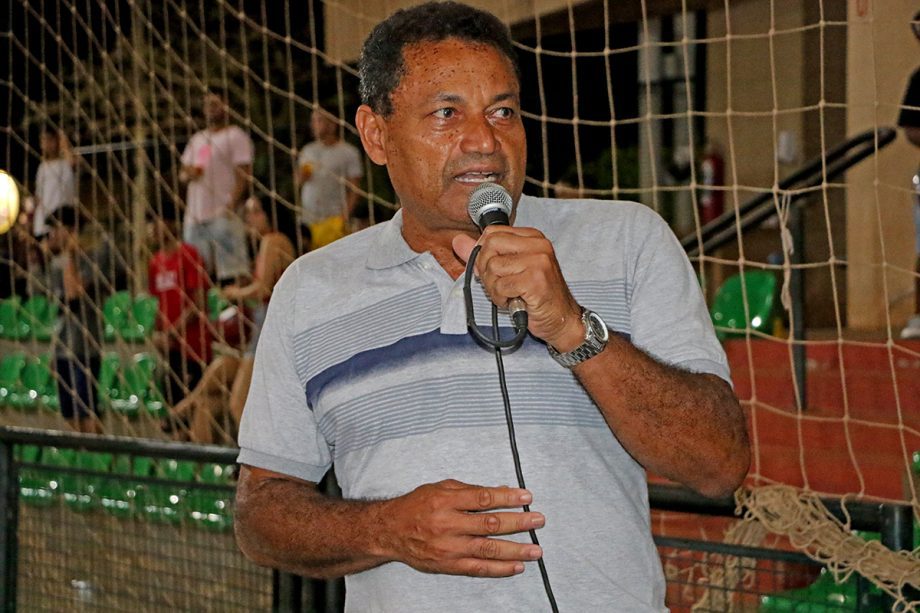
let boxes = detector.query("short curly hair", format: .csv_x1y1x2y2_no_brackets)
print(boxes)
358,1,519,117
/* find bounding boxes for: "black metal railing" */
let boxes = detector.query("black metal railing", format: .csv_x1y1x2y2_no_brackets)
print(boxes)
0,427,914,612
682,126,897,411
680,127,897,258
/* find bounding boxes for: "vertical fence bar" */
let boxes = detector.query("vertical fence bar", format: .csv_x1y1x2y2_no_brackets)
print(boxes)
272,569,303,613
790,204,807,411
880,503,919,606
0,439,18,612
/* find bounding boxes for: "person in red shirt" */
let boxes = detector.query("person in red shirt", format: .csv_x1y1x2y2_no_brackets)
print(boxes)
147,204,212,408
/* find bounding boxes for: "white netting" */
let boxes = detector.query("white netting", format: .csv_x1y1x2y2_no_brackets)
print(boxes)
1,0,919,607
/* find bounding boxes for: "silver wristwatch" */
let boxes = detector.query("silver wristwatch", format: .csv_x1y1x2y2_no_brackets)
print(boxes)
547,308,610,369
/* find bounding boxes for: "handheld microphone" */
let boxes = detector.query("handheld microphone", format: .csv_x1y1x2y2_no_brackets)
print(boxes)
467,183,527,331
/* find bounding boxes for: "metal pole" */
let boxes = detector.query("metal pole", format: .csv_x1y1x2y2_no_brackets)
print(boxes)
878,503,919,608
0,440,18,612
790,205,807,410
272,570,303,613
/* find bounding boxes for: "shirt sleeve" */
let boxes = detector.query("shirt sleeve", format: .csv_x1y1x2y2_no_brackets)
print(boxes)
232,127,254,167
627,207,732,384
898,68,920,128
346,144,364,179
237,263,333,482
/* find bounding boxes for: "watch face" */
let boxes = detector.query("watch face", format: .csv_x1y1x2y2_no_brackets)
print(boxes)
586,311,610,342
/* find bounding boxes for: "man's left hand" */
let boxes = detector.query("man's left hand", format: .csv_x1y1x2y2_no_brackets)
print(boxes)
452,226,584,351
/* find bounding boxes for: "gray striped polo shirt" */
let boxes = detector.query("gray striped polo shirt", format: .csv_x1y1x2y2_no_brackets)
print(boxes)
238,195,730,612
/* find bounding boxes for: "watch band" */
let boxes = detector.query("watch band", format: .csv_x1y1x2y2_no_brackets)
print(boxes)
547,308,610,369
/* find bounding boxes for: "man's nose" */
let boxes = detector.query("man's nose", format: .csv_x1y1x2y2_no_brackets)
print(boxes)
460,116,498,155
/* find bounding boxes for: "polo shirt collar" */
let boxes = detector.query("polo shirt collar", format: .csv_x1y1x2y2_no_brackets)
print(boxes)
364,195,540,270
365,209,423,270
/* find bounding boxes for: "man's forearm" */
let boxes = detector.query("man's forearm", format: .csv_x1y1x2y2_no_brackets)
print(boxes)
574,334,749,499
235,469,390,578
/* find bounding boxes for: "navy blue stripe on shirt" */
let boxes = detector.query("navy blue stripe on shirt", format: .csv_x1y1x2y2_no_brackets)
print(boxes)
306,329,613,456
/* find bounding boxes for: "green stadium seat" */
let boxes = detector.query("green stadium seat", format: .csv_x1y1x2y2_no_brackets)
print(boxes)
8,355,56,412
133,352,167,418
0,296,21,339
710,270,778,341
17,445,55,507
57,450,112,512
137,458,196,525
108,353,165,419
119,294,158,342
188,463,235,532
0,352,27,406
96,352,122,412
16,294,59,341
99,454,153,518
102,291,132,342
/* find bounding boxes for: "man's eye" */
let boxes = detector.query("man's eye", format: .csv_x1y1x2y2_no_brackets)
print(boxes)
433,108,455,119
492,107,515,119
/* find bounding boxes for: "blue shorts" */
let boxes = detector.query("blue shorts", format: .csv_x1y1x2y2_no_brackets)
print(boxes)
55,356,101,420
184,213,251,282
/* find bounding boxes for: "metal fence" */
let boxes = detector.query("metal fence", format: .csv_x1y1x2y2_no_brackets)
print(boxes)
0,426,914,612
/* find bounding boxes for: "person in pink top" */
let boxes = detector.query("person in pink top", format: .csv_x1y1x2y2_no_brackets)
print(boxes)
179,93,253,285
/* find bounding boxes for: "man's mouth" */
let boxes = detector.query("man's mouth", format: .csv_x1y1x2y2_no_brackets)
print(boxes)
454,171,502,184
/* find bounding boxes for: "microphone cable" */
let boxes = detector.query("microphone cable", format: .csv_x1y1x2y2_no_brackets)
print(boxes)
462,244,560,613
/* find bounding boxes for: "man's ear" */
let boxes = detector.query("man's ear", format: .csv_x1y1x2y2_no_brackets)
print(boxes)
355,105,388,166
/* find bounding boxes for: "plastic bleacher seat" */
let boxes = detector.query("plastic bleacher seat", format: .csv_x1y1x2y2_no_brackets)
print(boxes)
16,295,59,341
96,352,122,412
0,296,21,339
103,291,132,342
710,270,778,341
188,463,235,531
107,353,166,419
8,354,56,412
57,450,112,512
133,352,167,418
0,352,27,406
99,454,153,518
137,458,197,524
120,294,159,342
17,444,55,507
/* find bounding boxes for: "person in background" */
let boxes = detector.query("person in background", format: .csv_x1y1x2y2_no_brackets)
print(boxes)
167,196,295,443
147,200,211,409
898,10,920,340
296,106,364,248
33,127,76,239
45,205,120,433
179,92,252,285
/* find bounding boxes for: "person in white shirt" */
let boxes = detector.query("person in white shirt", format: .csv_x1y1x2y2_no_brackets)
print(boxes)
296,107,364,245
180,93,252,284
33,127,76,238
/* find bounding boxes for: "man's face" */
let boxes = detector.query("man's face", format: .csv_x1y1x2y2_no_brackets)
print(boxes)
40,133,59,158
204,95,228,126
311,112,337,141
369,38,526,234
45,224,72,254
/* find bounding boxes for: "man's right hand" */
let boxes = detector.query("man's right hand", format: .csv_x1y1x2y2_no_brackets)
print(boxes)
378,479,544,578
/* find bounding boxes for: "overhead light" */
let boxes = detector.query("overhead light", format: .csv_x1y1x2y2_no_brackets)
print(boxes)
0,170,20,235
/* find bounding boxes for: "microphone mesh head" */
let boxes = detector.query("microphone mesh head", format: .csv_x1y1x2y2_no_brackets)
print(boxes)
467,182,513,226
